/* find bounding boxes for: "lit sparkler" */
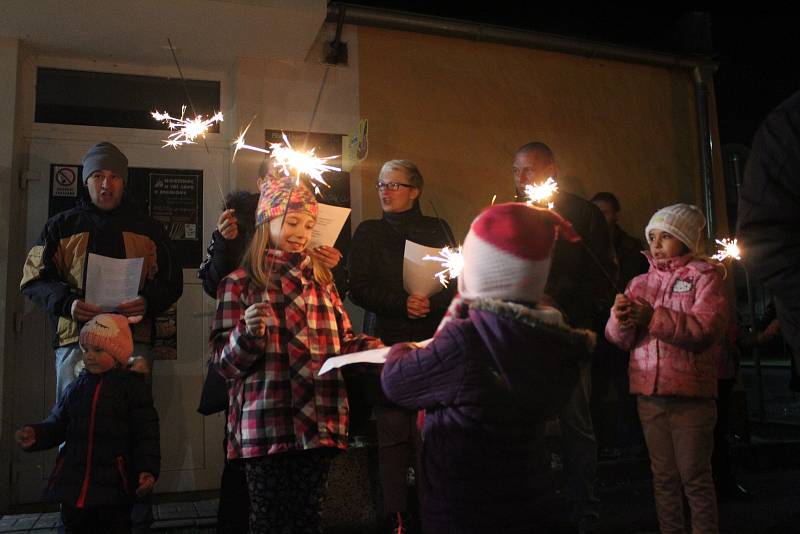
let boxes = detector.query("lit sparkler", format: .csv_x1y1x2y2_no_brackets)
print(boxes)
423,246,464,288
269,133,339,192
712,238,741,262
524,177,559,209
151,106,223,149
232,126,340,193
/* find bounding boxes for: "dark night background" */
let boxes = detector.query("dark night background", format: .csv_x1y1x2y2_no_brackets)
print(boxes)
344,3,800,149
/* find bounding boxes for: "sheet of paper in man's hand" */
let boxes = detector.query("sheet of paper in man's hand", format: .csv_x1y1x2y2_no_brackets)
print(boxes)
318,338,432,376
309,203,351,248
403,240,444,297
85,253,144,311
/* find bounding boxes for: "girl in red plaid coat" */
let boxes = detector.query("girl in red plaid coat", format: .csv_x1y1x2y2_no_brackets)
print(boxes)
210,176,381,533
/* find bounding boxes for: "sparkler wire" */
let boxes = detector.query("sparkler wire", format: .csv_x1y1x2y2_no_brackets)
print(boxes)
428,200,456,248
166,38,227,207
579,239,622,295
263,66,334,296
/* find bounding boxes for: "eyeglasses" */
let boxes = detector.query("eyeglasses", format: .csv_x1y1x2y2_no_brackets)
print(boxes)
375,181,416,192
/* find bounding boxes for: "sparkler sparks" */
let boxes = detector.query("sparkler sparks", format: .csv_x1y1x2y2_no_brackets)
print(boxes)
231,128,341,193
269,133,340,192
151,106,223,149
712,238,742,262
524,177,559,209
231,121,269,160
423,246,464,288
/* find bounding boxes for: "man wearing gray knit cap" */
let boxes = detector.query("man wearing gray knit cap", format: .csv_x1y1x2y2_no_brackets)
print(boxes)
21,141,183,400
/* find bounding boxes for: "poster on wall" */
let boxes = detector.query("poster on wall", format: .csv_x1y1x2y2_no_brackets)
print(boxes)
126,167,204,269
51,165,79,198
149,173,200,241
132,302,178,360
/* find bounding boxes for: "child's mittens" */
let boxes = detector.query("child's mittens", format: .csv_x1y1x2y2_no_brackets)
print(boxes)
15,426,36,449
128,356,150,375
629,298,654,327
136,472,156,497
612,293,632,324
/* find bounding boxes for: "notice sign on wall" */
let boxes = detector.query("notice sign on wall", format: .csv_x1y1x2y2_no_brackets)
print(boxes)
149,174,200,241
52,165,79,197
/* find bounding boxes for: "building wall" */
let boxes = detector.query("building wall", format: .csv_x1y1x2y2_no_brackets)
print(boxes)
356,26,725,245
0,34,22,512
0,12,728,506
231,23,362,216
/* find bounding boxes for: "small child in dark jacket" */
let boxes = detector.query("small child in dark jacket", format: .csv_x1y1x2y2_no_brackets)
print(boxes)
16,314,160,534
381,203,596,534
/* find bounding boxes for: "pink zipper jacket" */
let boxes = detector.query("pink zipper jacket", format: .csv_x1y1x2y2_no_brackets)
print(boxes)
605,253,727,398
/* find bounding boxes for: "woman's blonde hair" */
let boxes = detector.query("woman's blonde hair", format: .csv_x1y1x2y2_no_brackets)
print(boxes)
241,222,332,289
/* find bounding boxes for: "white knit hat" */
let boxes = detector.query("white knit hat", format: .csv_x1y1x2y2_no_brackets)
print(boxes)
458,203,579,303
644,203,706,253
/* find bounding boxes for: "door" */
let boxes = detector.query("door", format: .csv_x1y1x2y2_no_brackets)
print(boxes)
12,128,228,503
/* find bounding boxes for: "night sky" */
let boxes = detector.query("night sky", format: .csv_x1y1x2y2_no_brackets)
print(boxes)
344,3,800,148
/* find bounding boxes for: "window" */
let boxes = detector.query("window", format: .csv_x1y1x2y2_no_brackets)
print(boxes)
35,68,221,131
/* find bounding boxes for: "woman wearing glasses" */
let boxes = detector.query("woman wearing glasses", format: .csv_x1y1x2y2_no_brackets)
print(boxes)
348,159,456,533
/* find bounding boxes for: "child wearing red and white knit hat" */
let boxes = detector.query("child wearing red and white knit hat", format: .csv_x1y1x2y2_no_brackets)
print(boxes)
436,202,581,332
382,203,595,534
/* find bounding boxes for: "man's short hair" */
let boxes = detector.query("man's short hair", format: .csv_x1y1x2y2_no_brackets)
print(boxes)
379,159,424,190
515,142,555,164
590,191,621,212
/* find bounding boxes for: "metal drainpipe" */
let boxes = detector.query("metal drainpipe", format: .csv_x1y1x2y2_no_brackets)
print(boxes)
693,65,718,243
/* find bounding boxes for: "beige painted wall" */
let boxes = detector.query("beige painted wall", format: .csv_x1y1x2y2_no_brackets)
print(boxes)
356,26,726,245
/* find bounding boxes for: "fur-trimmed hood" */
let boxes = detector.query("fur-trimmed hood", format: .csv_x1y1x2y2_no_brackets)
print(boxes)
467,298,594,417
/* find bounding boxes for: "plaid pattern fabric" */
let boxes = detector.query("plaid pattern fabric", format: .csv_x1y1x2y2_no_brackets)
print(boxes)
211,250,381,460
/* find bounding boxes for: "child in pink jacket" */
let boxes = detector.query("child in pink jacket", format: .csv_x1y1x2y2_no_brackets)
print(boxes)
605,203,727,534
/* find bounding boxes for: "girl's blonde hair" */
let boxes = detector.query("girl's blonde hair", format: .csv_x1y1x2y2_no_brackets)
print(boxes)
241,222,332,289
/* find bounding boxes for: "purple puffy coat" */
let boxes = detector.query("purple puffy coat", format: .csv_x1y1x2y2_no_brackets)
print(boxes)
381,298,594,534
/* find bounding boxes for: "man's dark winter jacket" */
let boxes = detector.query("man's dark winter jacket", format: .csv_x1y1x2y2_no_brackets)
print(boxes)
612,224,648,291
546,191,617,331
737,89,800,367
25,369,160,508
20,198,183,348
381,299,594,533
348,203,457,345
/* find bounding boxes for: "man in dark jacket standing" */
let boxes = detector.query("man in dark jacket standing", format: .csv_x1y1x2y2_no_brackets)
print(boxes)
348,159,456,532
513,143,616,532
590,192,647,458
737,90,800,386
21,142,183,401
